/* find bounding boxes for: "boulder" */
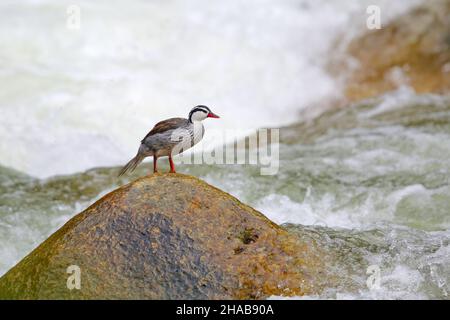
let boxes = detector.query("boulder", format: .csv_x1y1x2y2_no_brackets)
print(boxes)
0,174,325,299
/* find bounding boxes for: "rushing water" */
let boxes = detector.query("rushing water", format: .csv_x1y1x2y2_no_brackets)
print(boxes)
0,0,420,177
1,90,449,299
1,0,448,300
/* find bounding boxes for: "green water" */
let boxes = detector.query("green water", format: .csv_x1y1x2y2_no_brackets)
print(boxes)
1,90,449,299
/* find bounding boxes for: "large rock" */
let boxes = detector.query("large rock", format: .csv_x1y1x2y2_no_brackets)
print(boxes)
0,174,326,299
337,0,450,102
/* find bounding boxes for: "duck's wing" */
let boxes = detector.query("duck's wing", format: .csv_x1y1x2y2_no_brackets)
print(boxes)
141,118,187,143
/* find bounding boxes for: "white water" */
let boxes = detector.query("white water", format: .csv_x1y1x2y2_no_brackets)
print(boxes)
1,90,449,299
4,0,447,301
0,0,420,178
199,90,450,299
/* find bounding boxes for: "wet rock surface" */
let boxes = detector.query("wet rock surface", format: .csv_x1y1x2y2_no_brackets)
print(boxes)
0,174,326,299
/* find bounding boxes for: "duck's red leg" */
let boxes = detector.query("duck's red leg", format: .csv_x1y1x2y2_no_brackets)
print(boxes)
169,155,176,173
153,155,158,173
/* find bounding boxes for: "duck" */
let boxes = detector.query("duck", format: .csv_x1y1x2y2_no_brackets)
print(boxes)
119,105,219,176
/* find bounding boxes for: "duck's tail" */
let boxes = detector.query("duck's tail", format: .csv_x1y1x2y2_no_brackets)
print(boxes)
118,154,145,177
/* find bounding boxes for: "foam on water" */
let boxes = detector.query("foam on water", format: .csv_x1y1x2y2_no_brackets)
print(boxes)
0,0,421,178
200,92,450,233
202,91,450,299
272,224,450,299
1,90,449,299
3,0,448,300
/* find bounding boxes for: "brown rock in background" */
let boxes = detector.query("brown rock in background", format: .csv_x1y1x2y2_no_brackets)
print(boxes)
339,0,450,102
0,174,326,299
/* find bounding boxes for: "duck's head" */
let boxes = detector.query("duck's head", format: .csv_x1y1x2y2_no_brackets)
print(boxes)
188,105,220,123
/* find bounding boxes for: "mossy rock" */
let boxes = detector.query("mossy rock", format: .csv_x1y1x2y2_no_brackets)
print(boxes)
0,174,325,299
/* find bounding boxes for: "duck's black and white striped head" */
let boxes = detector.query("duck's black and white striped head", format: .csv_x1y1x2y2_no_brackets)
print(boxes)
188,105,220,123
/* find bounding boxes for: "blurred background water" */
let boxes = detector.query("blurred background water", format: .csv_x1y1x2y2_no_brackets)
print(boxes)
0,0,419,177
1,0,449,299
